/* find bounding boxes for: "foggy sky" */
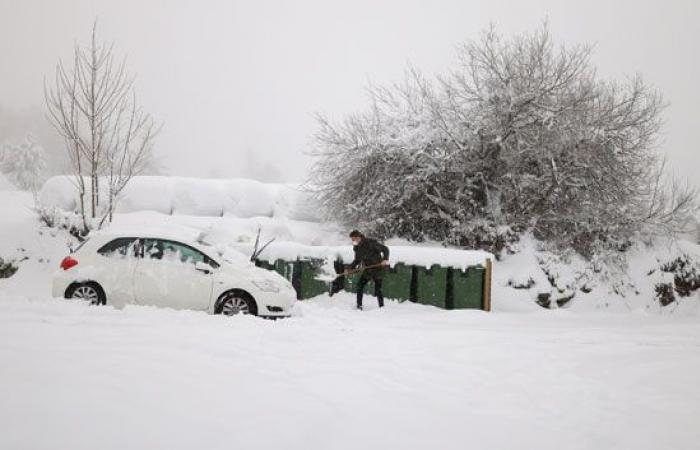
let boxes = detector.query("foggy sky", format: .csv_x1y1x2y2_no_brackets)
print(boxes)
0,0,698,184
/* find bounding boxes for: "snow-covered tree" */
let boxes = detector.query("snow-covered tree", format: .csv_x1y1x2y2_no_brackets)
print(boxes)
0,136,46,194
309,24,697,257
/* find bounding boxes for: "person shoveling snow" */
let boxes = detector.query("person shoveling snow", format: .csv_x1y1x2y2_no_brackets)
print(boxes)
330,230,390,310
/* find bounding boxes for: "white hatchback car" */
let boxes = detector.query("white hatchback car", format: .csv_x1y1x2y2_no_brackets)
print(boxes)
52,230,296,318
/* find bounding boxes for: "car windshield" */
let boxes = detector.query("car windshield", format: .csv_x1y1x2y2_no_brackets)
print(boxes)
97,238,140,258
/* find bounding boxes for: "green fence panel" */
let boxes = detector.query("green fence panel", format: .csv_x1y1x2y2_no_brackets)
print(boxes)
343,263,393,296
344,272,373,295
382,263,412,301
298,258,329,299
255,258,301,299
453,266,484,309
416,265,447,308
256,255,488,310
269,259,293,280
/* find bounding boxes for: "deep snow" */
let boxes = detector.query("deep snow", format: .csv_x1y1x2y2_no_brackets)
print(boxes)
2,182,700,450
0,293,699,450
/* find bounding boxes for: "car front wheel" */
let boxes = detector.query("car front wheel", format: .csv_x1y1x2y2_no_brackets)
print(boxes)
66,282,106,305
217,291,257,316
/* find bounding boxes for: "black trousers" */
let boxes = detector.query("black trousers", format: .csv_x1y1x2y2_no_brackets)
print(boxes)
357,271,384,308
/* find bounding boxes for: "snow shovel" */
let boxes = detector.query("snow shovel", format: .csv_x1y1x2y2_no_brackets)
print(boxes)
328,262,386,297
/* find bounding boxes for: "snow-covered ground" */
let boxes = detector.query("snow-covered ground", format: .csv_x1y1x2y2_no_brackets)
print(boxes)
2,178,700,449
1,292,699,450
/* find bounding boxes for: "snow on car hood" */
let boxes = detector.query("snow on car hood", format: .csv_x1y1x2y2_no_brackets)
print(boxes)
204,243,293,289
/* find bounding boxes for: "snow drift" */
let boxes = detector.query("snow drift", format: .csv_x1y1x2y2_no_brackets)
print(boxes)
38,176,319,221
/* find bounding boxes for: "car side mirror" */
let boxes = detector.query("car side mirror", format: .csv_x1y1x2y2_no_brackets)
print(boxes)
195,261,213,274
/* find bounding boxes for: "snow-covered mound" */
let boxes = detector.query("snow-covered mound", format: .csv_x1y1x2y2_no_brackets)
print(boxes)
0,190,77,298
110,209,342,247
39,176,319,221
492,234,700,314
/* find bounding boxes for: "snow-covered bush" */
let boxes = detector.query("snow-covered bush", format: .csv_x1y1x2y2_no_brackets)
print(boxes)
0,136,46,194
491,233,700,311
309,24,696,257
34,204,88,239
654,283,675,307
651,254,700,306
0,257,19,279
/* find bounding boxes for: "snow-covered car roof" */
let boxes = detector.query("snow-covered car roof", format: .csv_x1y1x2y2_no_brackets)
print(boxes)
92,224,257,267
89,224,214,256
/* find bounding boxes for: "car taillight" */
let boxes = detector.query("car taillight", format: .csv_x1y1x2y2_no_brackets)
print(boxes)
60,256,78,270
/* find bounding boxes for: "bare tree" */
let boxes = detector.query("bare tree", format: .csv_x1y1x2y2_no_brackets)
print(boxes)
44,20,158,233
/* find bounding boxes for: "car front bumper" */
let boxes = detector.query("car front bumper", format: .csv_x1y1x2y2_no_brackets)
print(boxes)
253,288,296,318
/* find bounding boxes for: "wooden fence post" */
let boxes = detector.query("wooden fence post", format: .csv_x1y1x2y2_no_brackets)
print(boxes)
482,258,492,312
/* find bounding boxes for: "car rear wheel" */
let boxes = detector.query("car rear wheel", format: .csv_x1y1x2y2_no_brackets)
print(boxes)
217,291,257,316
66,282,106,305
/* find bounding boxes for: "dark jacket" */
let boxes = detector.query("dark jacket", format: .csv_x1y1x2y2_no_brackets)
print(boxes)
350,238,390,271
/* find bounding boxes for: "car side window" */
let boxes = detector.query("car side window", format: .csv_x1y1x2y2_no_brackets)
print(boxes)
97,238,139,258
143,239,218,268
143,239,165,260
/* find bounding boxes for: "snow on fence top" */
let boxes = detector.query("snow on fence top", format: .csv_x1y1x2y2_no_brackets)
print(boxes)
229,241,493,270
38,176,319,221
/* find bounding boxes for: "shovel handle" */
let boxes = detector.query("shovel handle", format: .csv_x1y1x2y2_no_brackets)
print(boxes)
341,262,385,276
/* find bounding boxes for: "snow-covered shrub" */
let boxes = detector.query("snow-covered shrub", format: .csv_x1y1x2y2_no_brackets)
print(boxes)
310,24,695,257
532,249,601,308
650,254,700,306
659,255,700,297
35,205,88,239
654,283,675,307
0,136,46,194
508,277,534,289
0,257,18,279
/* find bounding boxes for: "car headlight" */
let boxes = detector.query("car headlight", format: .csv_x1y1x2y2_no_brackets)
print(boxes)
252,279,281,293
